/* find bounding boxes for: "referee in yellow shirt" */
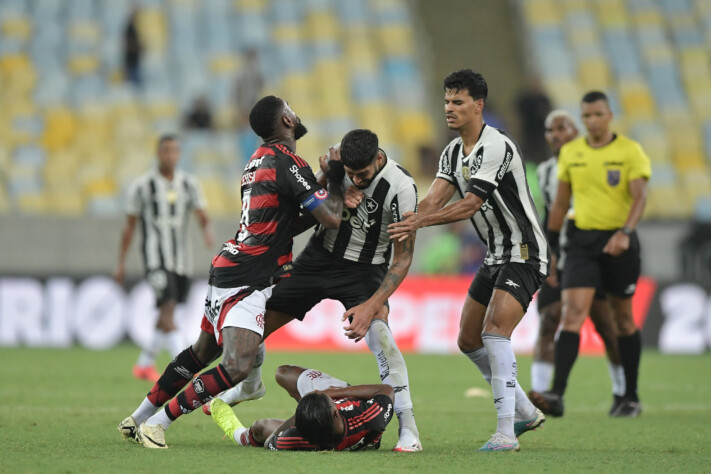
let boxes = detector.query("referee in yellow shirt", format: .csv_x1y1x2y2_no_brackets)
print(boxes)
537,91,651,418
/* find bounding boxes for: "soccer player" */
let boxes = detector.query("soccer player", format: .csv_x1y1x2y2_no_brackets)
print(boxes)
538,91,651,418
207,129,423,452
115,134,213,382
529,110,625,416
210,365,394,451
388,69,548,452
117,95,345,448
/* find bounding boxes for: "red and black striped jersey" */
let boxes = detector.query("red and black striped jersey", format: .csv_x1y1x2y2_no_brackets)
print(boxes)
208,144,328,289
267,394,393,451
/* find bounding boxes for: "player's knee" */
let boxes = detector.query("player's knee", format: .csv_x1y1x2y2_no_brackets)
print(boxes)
221,359,252,384
275,365,297,388
457,331,482,353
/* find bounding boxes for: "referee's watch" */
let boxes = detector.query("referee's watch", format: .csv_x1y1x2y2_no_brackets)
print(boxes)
621,226,634,236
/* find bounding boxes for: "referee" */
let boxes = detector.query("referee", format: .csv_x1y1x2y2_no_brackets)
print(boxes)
542,91,651,417
115,134,213,382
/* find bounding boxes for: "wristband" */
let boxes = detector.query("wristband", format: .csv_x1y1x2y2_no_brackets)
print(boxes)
621,226,633,236
547,230,560,256
325,161,345,182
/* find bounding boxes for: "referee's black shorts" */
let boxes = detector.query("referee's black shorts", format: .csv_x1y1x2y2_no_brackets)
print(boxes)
468,262,546,312
561,226,641,298
537,271,606,311
266,241,388,321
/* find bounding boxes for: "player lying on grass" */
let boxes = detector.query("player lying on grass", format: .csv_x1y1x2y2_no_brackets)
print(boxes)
210,365,394,451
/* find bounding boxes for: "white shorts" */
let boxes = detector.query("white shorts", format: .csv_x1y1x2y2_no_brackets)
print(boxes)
296,369,348,397
201,284,274,344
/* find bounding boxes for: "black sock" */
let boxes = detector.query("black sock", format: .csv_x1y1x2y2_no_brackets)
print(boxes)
146,347,207,406
617,331,641,402
551,331,580,396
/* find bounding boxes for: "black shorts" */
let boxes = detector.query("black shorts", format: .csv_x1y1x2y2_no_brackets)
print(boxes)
536,271,606,311
266,241,388,321
147,269,190,307
468,262,546,312
562,226,641,298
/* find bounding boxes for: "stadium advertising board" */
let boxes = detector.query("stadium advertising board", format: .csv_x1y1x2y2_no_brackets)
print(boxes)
0,275,691,353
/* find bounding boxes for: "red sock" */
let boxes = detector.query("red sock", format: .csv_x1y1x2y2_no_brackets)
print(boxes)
165,364,235,420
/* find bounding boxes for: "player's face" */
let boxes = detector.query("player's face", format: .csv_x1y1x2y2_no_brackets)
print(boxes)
444,88,483,131
545,117,577,154
580,100,612,140
157,139,180,172
344,152,384,189
284,101,308,140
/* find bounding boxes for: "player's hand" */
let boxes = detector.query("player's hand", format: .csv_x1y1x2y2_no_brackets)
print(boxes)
546,254,559,287
387,211,420,242
342,301,385,342
113,265,125,285
318,146,342,174
603,231,629,257
204,228,215,248
345,186,364,209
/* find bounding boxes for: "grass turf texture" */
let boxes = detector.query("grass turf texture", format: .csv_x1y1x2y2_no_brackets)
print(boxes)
1,346,709,473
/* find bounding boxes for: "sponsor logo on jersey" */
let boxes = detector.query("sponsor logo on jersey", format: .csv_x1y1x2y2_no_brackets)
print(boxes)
497,151,513,181
439,149,452,175
607,169,621,186
384,403,392,421
462,165,471,181
390,201,400,222
290,165,311,190
365,197,379,213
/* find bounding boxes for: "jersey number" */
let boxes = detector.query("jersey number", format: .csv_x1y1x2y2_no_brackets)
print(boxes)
237,190,251,242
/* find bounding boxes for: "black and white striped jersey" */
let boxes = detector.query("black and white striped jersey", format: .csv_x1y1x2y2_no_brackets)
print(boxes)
537,156,558,214
436,125,549,274
313,157,418,265
126,168,207,276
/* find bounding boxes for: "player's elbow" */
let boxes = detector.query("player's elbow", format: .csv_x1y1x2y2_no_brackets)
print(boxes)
381,383,395,401
320,214,341,229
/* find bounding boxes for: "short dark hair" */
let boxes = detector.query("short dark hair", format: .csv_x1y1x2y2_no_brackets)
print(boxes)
294,392,337,450
340,129,379,170
581,90,609,104
249,95,284,139
157,134,178,150
444,69,488,101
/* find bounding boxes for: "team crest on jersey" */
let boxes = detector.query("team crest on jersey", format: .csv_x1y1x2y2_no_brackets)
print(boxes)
462,165,471,181
364,197,379,213
607,169,621,186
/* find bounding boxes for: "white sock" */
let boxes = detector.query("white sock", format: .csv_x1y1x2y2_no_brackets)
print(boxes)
482,333,517,439
365,319,419,439
608,362,626,397
145,408,173,430
465,346,536,420
136,330,165,367
233,426,249,445
530,361,554,393
165,330,184,358
216,343,265,404
131,398,160,425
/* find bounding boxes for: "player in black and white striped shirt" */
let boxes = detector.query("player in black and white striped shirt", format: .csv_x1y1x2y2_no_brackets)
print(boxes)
115,134,213,381
389,70,548,452
209,129,423,452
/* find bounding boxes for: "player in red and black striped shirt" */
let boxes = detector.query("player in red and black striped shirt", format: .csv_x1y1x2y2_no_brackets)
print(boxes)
118,96,345,449
210,365,394,452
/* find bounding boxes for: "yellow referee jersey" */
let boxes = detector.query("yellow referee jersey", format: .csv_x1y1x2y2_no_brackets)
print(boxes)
557,134,651,230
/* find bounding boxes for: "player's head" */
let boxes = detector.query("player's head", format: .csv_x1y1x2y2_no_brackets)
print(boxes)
295,392,342,450
156,134,180,173
443,69,487,131
580,90,613,141
249,95,308,142
544,110,578,155
340,129,386,189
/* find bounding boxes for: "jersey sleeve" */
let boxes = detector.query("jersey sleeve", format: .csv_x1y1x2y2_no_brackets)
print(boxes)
186,175,208,210
361,394,394,433
628,142,652,181
125,179,142,216
435,144,456,183
557,144,572,183
390,180,418,223
267,427,318,451
464,138,513,200
278,152,329,211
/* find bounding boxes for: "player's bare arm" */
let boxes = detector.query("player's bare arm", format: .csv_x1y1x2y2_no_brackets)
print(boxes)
114,214,137,284
603,177,647,257
389,191,483,242
547,180,571,235
342,233,416,342
309,147,345,229
386,177,455,242
263,414,297,447
322,383,395,402
195,208,214,248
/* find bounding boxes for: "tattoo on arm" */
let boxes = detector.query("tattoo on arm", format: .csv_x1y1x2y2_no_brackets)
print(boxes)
373,236,414,301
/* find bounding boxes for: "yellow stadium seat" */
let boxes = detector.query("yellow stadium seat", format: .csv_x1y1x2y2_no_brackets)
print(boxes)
137,9,167,53
42,108,77,152
357,103,395,145
18,192,49,214
522,0,561,25
632,8,664,28
545,78,582,108
378,24,414,57
578,57,611,91
85,178,117,198
234,0,267,11
0,54,31,75
1,17,32,41
209,55,241,75
69,21,101,44
645,185,690,219
595,0,628,28
144,100,178,120
68,55,100,75
47,188,85,216
273,25,302,43
345,39,378,73
304,11,340,42
618,80,655,121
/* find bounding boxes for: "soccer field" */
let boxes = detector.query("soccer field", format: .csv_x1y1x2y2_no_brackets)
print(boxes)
1,346,709,473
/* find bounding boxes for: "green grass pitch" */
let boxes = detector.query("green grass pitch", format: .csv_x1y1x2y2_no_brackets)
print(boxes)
1,346,709,473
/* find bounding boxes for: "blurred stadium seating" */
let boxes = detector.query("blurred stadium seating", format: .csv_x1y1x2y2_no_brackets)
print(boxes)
518,0,711,220
0,0,434,217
